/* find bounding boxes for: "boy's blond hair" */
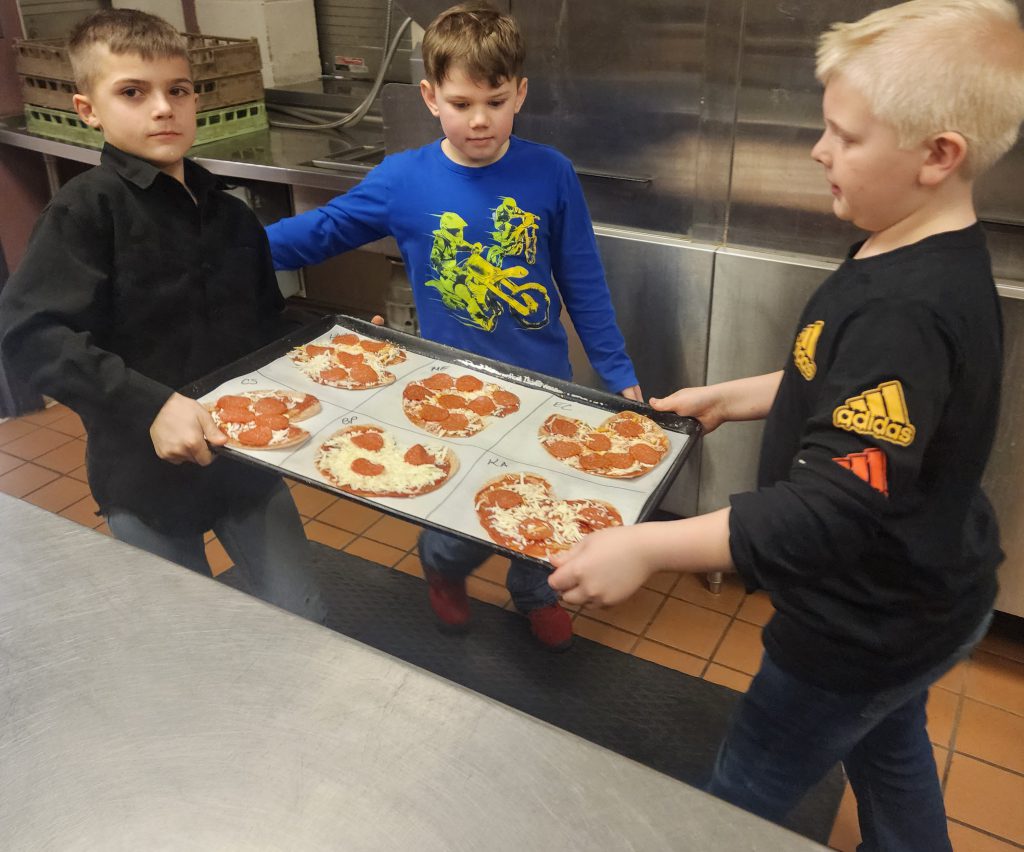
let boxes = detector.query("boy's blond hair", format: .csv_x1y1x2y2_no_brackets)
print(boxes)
816,0,1024,177
68,9,189,94
421,2,525,87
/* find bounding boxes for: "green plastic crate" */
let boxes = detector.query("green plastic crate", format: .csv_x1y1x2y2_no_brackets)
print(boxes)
24,100,268,150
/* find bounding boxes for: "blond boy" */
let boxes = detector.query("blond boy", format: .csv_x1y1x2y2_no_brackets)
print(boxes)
0,10,325,621
549,1,1024,846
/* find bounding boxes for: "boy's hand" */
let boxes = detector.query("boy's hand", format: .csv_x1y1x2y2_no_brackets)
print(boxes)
650,385,726,433
149,392,227,466
619,384,643,402
548,525,655,607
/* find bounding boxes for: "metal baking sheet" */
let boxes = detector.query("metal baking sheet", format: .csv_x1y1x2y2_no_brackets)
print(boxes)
186,315,702,566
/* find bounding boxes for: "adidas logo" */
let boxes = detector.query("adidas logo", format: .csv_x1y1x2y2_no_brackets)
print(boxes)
833,380,916,447
793,321,824,380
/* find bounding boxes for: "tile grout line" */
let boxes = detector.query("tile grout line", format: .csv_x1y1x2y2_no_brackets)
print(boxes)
946,817,1024,849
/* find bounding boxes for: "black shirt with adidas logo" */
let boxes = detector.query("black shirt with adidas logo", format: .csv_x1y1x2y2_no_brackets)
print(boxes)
729,223,1002,692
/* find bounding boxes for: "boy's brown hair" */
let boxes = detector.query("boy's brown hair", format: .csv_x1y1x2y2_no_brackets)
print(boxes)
68,8,189,94
421,2,525,87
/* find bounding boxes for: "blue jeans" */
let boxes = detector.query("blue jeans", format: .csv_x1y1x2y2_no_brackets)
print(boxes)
707,614,991,852
418,528,557,613
107,477,327,624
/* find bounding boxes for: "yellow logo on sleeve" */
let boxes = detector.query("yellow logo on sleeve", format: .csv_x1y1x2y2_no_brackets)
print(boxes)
793,321,824,380
833,380,916,447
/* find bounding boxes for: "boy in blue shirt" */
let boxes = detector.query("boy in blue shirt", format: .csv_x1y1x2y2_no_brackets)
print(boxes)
267,2,640,651
549,0,1024,846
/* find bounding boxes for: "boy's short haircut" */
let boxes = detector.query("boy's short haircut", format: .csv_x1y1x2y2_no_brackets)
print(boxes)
816,0,1024,177
421,1,525,87
68,8,189,94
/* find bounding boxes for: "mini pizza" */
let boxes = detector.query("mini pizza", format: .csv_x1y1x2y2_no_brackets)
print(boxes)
475,473,623,559
315,424,457,498
402,372,521,438
538,410,670,479
289,332,406,390
206,389,321,450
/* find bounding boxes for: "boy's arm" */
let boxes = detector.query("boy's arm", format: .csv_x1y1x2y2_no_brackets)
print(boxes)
266,160,393,270
549,165,639,395
650,371,783,433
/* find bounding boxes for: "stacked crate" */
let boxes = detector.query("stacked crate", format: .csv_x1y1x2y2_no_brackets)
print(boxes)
16,34,269,149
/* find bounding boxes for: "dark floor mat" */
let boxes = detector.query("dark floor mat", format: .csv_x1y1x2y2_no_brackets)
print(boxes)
220,545,844,843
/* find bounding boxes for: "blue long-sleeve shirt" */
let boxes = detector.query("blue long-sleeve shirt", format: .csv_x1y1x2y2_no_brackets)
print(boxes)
267,136,638,393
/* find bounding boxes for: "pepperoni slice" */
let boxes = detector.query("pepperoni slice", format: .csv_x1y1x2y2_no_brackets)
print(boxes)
603,452,635,469
585,432,612,452
547,416,579,437
423,373,455,391
455,375,484,393
336,350,366,368
320,366,349,382
403,383,430,401
467,395,496,416
578,505,617,528
579,453,609,471
253,397,287,416
546,440,582,459
629,442,663,465
404,444,435,466
488,488,524,509
255,413,290,431
217,408,256,425
237,425,273,446
332,333,359,346
348,363,380,386
519,518,554,542
524,542,550,558
359,339,387,353
612,417,644,438
351,457,385,476
216,394,253,411
417,403,449,422
491,390,520,413
305,344,332,358
440,411,470,433
437,394,467,410
351,430,385,451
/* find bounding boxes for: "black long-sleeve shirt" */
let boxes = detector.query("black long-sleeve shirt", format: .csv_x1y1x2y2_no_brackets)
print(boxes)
0,145,284,532
729,224,1002,691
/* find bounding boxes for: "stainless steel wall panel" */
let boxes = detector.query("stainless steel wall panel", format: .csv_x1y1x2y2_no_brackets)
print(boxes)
697,248,836,514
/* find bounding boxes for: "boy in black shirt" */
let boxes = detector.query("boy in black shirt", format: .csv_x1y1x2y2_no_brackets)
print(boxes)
549,1,1024,848
0,9,325,622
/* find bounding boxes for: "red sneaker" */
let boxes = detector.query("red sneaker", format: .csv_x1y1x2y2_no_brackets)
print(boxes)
423,567,470,632
527,603,573,652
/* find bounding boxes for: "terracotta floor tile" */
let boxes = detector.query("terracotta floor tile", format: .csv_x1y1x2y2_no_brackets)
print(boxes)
475,553,510,585
965,651,1024,715
978,621,1024,665
0,463,60,498
95,521,111,536
466,576,510,608
363,514,422,551
703,663,752,693
632,639,705,677
1,427,72,461
712,619,764,676
22,476,91,513
644,597,730,659
204,530,215,543
947,821,1023,852
0,450,24,476
944,753,1024,844
33,438,87,474
671,571,745,616
344,537,405,567
58,494,103,528
206,538,233,576
67,464,89,483
955,698,1024,774
0,418,38,445
304,520,356,551
735,590,775,626
395,553,425,579
573,615,636,653
827,783,860,852
289,482,337,518
927,687,960,749
935,660,969,694
48,411,86,437
933,745,950,789
21,403,71,426
644,571,678,594
317,500,382,534
584,587,664,635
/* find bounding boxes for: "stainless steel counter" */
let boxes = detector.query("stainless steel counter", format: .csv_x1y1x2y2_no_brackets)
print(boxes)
0,494,824,850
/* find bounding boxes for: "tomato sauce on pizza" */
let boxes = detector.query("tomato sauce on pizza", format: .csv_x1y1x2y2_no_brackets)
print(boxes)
402,372,521,438
290,332,406,390
538,410,669,478
208,390,320,450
